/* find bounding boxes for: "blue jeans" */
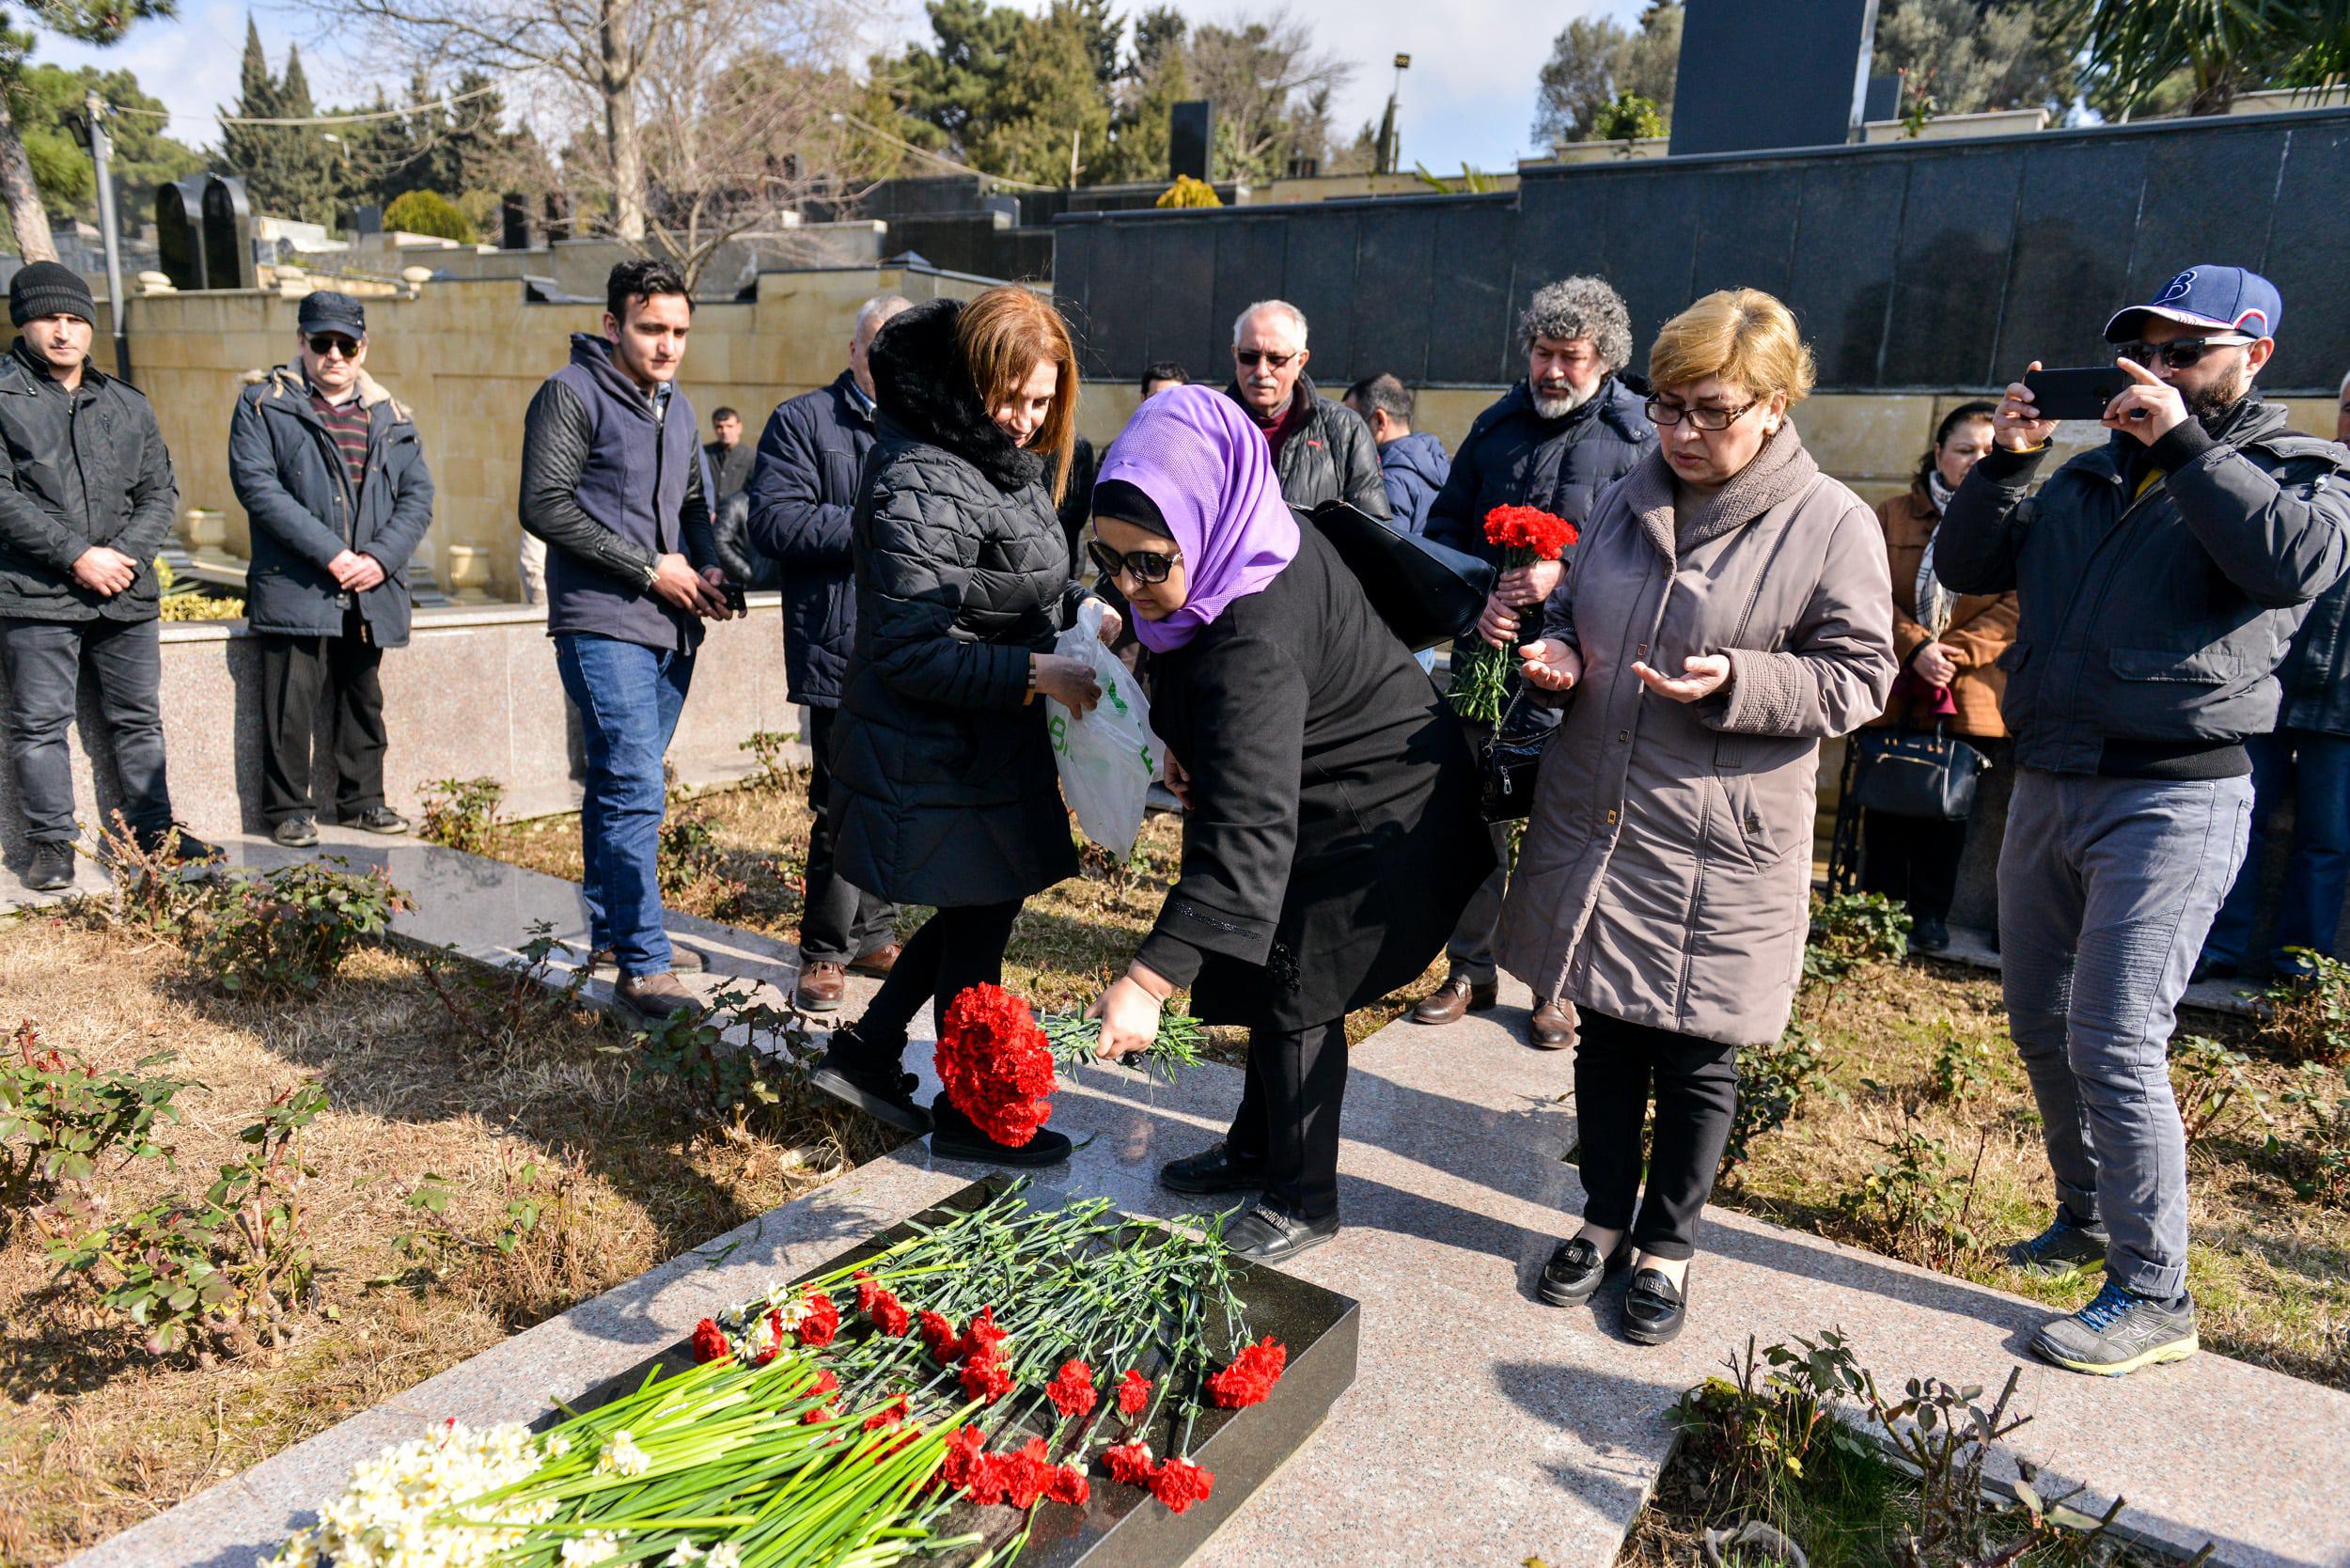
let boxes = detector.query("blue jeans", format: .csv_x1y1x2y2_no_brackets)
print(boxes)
555,634,693,980
2201,729,2350,971
1998,768,2251,1299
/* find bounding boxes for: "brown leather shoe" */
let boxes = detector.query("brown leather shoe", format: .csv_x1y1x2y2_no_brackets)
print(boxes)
1411,974,1499,1026
1529,997,1579,1050
847,943,901,979
795,961,848,1013
615,970,700,1026
588,944,703,975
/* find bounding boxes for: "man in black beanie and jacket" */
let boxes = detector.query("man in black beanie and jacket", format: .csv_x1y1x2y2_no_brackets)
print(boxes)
0,261,213,891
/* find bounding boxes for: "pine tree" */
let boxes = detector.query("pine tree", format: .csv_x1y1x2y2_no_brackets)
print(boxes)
218,22,344,224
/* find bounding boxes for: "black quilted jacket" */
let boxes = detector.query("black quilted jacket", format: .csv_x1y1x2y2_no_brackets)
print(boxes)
825,297,1082,908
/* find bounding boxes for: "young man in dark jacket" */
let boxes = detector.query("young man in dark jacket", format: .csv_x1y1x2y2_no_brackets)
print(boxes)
1417,275,1657,1048
1939,265,2350,1377
1343,372,1450,536
228,290,435,847
0,262,213,890
1224,300,1389,519
745,292,910,1014
520,259,734,1023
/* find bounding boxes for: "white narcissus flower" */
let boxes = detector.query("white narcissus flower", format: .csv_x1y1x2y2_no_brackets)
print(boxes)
597,1429,651,1477
664,1544,707,1566
705,1545,744,1568
267,1419,548,1568
559,1532,622,1566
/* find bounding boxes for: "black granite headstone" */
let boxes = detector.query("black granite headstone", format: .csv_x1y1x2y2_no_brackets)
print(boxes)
1169,102,1213,184
1669,0,1879,156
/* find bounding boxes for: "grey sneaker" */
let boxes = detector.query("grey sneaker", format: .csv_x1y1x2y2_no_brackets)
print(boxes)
2030,1280,2198,1377
2005,1211,2110,1280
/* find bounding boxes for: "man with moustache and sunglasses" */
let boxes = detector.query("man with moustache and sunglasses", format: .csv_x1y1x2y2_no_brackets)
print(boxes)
1937,264,2350,1377
1224,300,1388,519
230,290,435,849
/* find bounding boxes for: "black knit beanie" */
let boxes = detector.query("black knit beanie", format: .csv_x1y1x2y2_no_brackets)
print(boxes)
10,261,97,328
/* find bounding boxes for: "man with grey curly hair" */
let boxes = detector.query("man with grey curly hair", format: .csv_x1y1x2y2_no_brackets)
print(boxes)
1416,274,1655,1050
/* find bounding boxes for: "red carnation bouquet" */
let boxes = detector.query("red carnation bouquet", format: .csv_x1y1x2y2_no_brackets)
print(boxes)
934,983,1058,1147
1450,503,1579,724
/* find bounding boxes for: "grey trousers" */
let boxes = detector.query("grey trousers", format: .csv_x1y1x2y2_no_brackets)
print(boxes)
1998,767,2251,1299
0,615,173,843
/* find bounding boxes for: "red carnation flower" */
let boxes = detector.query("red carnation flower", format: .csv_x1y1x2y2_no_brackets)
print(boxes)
1117,1369,1151,1416
1000,1438,1055,1509
1046,1464,1090,1508
1481,503,1578,560
754,1307,786,1365
1205,1336,1288,1409
933,983,1058,1147
962,1453,1011,1507
688,1317,731,1364
801,1406,832,1425
917,1310,959,1361
1103,1440,1157,1487
940,1426,985,1492
956,1305,1009,1360
862,1395,911,1432
959,1346,1013,1403
808,1369,838,1398
1149,1456,1214,1514
796,1290,841,1348
1046,1358,1096,1419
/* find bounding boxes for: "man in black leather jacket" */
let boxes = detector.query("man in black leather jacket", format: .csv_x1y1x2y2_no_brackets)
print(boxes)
1223,300,1389,519
519,259,733,1025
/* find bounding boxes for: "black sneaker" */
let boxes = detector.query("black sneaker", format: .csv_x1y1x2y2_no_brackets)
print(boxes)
1538,1233,1631,1307
2031,1280,2198,1376
138,823,221,864
2005,1211,2110,1280
807,1031,932,1135
1913,916,1950,953
23,840,74,892
273,814,321,849
1224,1203,1338,1263
2191,958,2238,985
1160,1141,1266,1195
346,806,410,835
927,1094,1071,1167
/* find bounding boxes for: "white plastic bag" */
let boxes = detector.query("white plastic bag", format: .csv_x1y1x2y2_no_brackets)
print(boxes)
1046,599,1162,859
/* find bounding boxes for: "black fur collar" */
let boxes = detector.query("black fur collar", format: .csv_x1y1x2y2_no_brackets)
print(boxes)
869,297,1042,493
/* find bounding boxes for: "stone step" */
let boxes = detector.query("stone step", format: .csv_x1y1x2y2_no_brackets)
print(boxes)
60,837,2350,1568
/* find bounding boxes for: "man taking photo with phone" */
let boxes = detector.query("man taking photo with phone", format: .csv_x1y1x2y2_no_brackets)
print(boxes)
1937,265,2350,1376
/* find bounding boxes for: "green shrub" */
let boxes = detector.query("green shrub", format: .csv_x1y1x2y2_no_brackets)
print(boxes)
1841,1115,1985,1271
418,776,505,855
383,189,477,243
2273,1062,2350,1206
1154,174,1221,208
625,985,812,1124
739,729,797,792
0,1021,194,1208
1927,1027,1994,1105
1591,91,1667,141
1805,891,1911,982
2171,1034,2269,1153
189,858,412,998
2256,949,2350,1065
1723,1024,1841,1178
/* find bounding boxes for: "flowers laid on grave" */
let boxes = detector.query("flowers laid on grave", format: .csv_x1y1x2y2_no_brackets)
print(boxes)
931,983,1211,1150
269,1183,1288,1568
1449,503,1580,724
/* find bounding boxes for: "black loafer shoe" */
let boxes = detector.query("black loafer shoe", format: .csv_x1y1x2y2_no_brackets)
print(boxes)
1538,1234,1631,1307
1913,916,1950,953
1224,1204,1339,1264
1160,1141,1267,1195
807,1031,932,1135
1622,1266,1688,1344
927,1094,1072,1167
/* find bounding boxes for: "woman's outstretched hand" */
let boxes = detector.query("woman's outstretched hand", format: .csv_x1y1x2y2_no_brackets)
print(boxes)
1033,653,1103,715
1518,638,1584,692
1087,969,1167,1059
1632,654,1731,702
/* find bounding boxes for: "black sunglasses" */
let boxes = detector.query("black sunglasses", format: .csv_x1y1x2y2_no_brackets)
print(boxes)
1233,348,1299,369
2120,336,2252,370
306,333,362,358
1088,538,1183,585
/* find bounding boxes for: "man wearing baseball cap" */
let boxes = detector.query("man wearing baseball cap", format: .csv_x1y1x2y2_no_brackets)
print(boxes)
0,261,214,891
228,290,435,847
1937,265,2350,1375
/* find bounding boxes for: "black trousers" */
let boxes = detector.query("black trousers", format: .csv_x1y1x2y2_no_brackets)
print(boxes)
801,706,898,964
0,614,172,843
1574,1009,1739,1261
1223,1015,1349,1222
257,608,386,825
847,899,1024,1060
1858,808,1968,923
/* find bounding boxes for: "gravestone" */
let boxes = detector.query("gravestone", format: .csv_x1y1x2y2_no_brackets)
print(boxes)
1668,0,1880,156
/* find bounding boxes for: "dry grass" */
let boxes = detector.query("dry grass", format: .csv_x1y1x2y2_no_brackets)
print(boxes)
484,771,1446,1054
1713,955,2350,1391
0,914,902,1566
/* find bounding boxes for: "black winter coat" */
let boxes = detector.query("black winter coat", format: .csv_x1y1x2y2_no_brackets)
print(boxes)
1226,378,1392,520
1136,525,1494,1030
828,298,1082,908
228,367,436,647
2278,570,2350,738
744,371,875,707
1937,399,2350,772
0,341,177,622
1424,374,1657,663
711,491,777,590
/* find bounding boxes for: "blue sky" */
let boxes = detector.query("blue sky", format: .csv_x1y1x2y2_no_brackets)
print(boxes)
33,0,1652,178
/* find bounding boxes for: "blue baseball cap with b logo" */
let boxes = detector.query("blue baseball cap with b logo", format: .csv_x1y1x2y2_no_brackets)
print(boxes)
2105,265,2282,343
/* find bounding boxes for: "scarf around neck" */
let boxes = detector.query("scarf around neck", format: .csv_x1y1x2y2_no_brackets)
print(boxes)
1094,384,1301,653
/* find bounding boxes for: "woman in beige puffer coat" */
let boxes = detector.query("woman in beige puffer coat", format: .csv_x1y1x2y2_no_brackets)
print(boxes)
1495,288,1896,1345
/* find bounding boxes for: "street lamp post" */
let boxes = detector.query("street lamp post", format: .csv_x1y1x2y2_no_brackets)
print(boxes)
1382,54,1412,176
82,88,132,380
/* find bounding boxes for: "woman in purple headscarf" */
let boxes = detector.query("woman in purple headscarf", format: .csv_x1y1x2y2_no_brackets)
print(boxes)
1084,385,1494,1262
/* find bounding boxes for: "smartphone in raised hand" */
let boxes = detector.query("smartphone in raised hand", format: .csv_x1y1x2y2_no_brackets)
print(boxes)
2022,366,2131,422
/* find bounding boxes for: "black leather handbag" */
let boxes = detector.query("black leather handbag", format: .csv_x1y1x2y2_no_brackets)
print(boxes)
1849,724,1990,821
1480,683,1558,823
1306,500,1496,653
